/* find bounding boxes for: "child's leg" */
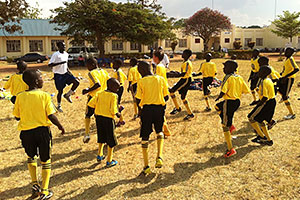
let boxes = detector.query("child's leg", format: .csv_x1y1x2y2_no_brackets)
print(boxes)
170,92,180,109
203,78,211,109
156,132,164,159
41,159,51,196
98,143,104,157
283,99,294,115
260,122,272,141
181,91,193,115
162,116,171,136
117,86,124,123
141,140,149,167
57,90,63,106
223,126,232,150
107,146,114,163
249,120,265,138
27,157,38,185
84,98,95,137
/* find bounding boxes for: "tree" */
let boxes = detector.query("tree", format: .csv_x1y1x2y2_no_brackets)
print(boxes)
247,41,255,49
24,2,43,19
0,0,28,34
133,0,161,13
233,40,242,50
185,7,231,51
271,11,300,42
170,40,178,53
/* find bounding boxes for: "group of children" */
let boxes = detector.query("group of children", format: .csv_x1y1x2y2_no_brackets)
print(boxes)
3,41,299,199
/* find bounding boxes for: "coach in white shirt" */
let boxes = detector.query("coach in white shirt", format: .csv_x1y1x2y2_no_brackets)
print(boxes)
152,46,170,68
48,42,79,112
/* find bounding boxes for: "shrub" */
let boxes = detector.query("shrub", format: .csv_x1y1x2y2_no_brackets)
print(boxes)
247,41,255,49
195,51,225,59
233,41,242,50
228,50,252,60
6,57,14,63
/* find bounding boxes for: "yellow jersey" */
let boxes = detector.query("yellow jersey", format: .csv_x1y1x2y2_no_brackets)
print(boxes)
199,62,217,78
268,66,280,80
181,60,193,79
4,73,28,96
113,68,127,86
135,75,169,107
87,68,109,97
221,74,250,100
258,78,275,100
88,90,119,119
13,89,56,131
127,66,141,85
154,63,168,83
282,57,299,78
251,58,260,73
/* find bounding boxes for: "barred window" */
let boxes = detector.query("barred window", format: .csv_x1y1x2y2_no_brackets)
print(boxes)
130,42,139,50
29,40,43,52
112,40,123,50
179,39,187,48
165,39,171,48
51,40,64,51
6,40,21,52
256,38,263,46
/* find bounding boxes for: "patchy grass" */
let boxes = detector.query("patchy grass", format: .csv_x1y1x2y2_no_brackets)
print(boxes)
0,59,299,200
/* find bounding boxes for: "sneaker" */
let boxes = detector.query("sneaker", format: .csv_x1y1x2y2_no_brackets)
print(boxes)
56,106,63,113
116,121,125,127
142,166,151,175
163,129,171,137
224,148,236,158
119,105,124,112
155,157,163,168
83,135,90,143
267,120,277,130
38,190,53,200
31,184,41,199
106,160,118,167
263,140,274,146
96,155,105,162
229,125,236,134
279,98,284,103
204,107,212,112
283,114,296,120
183,114,194,120
250,101,259,106
170,107,181,115
63,94,72,103
251,135,267,143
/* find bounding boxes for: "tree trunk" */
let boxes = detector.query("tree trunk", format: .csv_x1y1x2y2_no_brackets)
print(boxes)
203,39,208,52
290,37,293,43
96,35,105,58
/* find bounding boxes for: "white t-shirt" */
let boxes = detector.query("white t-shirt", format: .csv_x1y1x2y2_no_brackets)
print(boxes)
152,54,170,68
49,51,69,74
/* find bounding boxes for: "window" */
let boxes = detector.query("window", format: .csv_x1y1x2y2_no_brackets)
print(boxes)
235,38,241,41
51,40,64,51
148,42,158,50
224,38,230,43
179,39,187,48
256,38,263,46
6,40,21,52
130,42,139,50
195,38,201,44
112,40,123,50
244,38,252,46
29,40,43,52
165,39,171,48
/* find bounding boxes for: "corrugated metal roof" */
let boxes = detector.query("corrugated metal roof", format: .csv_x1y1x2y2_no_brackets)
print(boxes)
0,19,65,37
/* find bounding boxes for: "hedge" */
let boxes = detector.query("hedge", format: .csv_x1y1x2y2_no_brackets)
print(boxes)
195,51,225,59
228,50,252,60
104,53,151,59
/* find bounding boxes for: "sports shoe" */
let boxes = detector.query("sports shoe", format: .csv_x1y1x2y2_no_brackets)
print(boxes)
163,129,171,137
251,135,267,143
119,105,124,112
63,94,72,103
83,135,90,143
38,190,53,200
155,157,163,168
116,121,125,127
56,106,63,113
267,120,277,130
142,166,151,175
279,98,284,103
183,113,195,120
283,114,296,120
229,125,236,134
224,148,236,158
204,107,212,112
263,140,274,146
96,155,105,162
31,184,41,199
106,160,118,167
170,107,181,115
249,101,259,106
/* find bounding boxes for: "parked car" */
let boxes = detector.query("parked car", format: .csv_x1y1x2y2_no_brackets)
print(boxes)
67,46,99,66
13,53,48,63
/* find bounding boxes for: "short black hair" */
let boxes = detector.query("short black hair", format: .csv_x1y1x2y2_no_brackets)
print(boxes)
86,57,97,66
130,57,138,66
153,50,164,61
183,49,192,57
22,69,39,86
285,47,295,53
259,66,272,77
113,58,123,67
258,56,269,66
17,60,27,71
223,60,238,72
56,41,64,47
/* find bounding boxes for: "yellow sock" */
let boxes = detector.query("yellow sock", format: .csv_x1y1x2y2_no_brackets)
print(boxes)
182,99,192,115
170,93,180,109
284,100,294,115
85,118,91,136
27,157,38,184
261,123,272,141
133,102,138,115
142,141,149,167
98,143,104,156
41,159,51,195
157,132,164,158
251,91,256,101
250,122,265,138
107,146,114,162
204,96,210,108
224,131,232,150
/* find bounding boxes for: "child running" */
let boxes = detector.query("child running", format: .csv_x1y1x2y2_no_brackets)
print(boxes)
87,78,121,166
215,60,250,158
4,60,29,104
169,49,194,120
135,61,169,175
248,49,260,106
13,69,65,200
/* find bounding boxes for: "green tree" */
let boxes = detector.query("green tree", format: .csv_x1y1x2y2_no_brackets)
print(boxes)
271,11,300,42
170,40,178,53
24,2,43,19
0,0,28,34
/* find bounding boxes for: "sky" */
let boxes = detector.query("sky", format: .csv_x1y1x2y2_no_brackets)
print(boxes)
27,0,300,26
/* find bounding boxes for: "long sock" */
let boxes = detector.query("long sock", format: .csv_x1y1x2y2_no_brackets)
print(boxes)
27,157,38,185
66,89,75,96
204,95,210,108
107,146,113,162
98,143,104,156
85,118,91,136
142,141,149,167
170,93,180,109
133,102,138,115
284,100,294,115
157,133,164,158
224,131,232,150
182,99,192,115
250,122,265,138
251,91,256,101
41,159,51,196
261,123,272,141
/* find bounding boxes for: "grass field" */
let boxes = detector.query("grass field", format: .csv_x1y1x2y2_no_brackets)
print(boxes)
0,58,299,200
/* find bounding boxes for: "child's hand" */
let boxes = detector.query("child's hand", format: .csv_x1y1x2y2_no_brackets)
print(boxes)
116,112,121,118
215,96,221,102
59,126,65,135
82,88,89,95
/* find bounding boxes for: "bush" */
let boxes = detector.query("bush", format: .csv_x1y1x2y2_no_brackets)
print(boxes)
104,53,151,59
247,41,255,49
195,51,225,59
228,50,252,60
233,41,242,50
6,57,14,63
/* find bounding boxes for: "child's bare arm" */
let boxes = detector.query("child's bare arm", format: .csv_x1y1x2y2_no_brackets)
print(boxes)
48,114,65,135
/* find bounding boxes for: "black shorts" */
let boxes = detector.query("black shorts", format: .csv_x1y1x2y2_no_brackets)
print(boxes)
203,77,213,95
248,98,276,123
95,115,117,148
278,78,294,97
132,83,137,94
215,99,240,127
86,95,95,118
140,105,165,140
10,95,16,104
250,75,259,90
170,77,192,99
117,86,124,104
54,72,76,91
20,126,52,162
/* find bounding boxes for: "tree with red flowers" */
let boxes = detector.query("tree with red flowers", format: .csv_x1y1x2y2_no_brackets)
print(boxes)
185,7,231,51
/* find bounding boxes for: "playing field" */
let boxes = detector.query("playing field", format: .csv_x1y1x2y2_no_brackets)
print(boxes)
0,58,299,200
